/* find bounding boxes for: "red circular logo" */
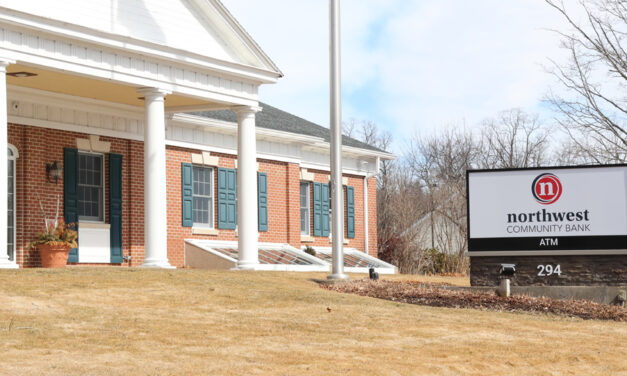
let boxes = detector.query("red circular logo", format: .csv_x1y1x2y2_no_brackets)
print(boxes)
532,173,562,205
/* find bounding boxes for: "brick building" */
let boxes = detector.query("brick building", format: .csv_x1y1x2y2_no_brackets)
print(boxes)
0,1,394,270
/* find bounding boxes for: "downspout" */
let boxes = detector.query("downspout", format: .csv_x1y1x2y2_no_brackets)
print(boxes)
363,157,380,255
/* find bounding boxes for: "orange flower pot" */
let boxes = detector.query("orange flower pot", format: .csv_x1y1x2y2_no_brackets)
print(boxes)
37,244,72,268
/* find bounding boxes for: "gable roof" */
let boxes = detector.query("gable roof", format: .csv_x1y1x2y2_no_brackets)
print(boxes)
0,0,281,79
192,103,386,153
208,0,282,76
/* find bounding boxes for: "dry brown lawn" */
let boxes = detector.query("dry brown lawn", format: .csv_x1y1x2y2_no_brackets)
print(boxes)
0,268,625,375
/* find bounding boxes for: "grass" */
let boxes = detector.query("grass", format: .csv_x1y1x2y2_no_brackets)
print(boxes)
0,268,625,375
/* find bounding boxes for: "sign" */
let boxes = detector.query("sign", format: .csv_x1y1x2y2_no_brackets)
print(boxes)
467,165,627,255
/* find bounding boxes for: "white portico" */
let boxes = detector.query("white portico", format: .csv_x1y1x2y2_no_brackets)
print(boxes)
0,0,281,268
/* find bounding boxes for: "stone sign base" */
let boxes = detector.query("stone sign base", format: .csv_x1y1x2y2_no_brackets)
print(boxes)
470,255,627,287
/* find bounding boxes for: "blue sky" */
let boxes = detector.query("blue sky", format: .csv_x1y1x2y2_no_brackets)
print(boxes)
221,0,576,154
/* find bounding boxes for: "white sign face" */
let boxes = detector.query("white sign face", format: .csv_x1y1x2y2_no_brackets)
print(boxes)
467,165,627,253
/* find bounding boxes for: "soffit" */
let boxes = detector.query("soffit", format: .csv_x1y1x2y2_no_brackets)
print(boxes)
7,64,211,108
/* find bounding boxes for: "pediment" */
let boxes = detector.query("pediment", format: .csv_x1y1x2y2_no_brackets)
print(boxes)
0,0,280,75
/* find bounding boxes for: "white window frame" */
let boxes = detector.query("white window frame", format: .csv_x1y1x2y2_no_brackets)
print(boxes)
300,182,310,236
7,144,18,263
77,151,105,223
192,165,215,229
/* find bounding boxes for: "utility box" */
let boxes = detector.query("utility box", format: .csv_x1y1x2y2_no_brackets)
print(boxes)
466,165,627,288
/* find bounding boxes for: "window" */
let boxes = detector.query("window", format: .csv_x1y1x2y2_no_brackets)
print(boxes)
193,166,214,227
78,152,104,221
300,182,310,235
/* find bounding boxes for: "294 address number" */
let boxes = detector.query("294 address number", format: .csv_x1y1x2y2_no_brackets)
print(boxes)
537,264,562,276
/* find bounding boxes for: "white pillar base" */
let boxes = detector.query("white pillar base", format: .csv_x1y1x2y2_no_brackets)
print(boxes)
327,273,349,280
141,261,176,269
233,261,257,271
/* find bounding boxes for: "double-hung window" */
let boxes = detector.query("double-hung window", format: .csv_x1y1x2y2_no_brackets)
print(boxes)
78,152,104,222
193,166,214,227
300,182,310,235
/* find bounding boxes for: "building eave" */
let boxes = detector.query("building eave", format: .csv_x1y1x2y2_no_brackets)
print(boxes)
171,113,396,160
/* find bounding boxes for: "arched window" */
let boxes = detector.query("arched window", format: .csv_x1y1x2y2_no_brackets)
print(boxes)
7,144,18,262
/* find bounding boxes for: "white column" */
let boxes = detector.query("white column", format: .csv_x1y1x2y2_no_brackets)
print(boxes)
0,58,17,269
233,106,261,270
138,87,174,269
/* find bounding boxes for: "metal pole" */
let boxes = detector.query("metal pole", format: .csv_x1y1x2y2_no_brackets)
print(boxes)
328,0,348,280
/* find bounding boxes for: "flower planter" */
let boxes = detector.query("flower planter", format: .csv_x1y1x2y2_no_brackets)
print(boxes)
37,244,72,268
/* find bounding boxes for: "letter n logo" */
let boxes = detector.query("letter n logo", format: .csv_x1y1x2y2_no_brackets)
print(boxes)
532,173,562,205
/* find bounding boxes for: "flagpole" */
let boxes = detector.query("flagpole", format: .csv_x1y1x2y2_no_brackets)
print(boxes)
328,0,348,280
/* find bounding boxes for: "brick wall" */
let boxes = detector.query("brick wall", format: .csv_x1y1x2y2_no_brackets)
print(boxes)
9,123,136,267
302,169,376,256
10,123,379,267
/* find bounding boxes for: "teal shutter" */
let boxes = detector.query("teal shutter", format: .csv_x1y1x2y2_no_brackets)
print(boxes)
109,154,123,263
257,172,268,232
313,182,322,236
181,163,193,227
218,167,237,229
63,148,79,263
346,186,355,239
321,183,330,237
313,182,330,237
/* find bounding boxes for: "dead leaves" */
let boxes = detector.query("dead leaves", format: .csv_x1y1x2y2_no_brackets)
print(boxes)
321,280,626,322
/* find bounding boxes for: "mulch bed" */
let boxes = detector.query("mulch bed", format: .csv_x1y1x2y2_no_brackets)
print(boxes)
321,279,626,322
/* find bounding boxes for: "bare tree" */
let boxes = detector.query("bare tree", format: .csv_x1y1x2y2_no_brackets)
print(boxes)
342,118,392,152
404,128,479,274
479,108,551,168
545,0,627,163
377,160,430,274
342,118,357,139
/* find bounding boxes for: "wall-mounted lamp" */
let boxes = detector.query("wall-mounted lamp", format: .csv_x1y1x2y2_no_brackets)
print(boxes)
46,161,62,184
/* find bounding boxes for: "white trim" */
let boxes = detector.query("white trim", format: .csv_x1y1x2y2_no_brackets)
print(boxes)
171,113,325,144
165,139,302,165
0,9,281,83
76,151,105,223
171,113,394,161
1,43,260,107
78,222,110,229
7,143,18,159
192,227,219,236
299,162,370,177
202,0,282,75
7,87,386,171
8,115,143,141
300,181,310,236
466,250,627,257
7,144,17,266
8,115,375,176
191,165,216,230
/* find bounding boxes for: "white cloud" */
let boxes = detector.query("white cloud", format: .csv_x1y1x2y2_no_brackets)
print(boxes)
221,0,576,153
